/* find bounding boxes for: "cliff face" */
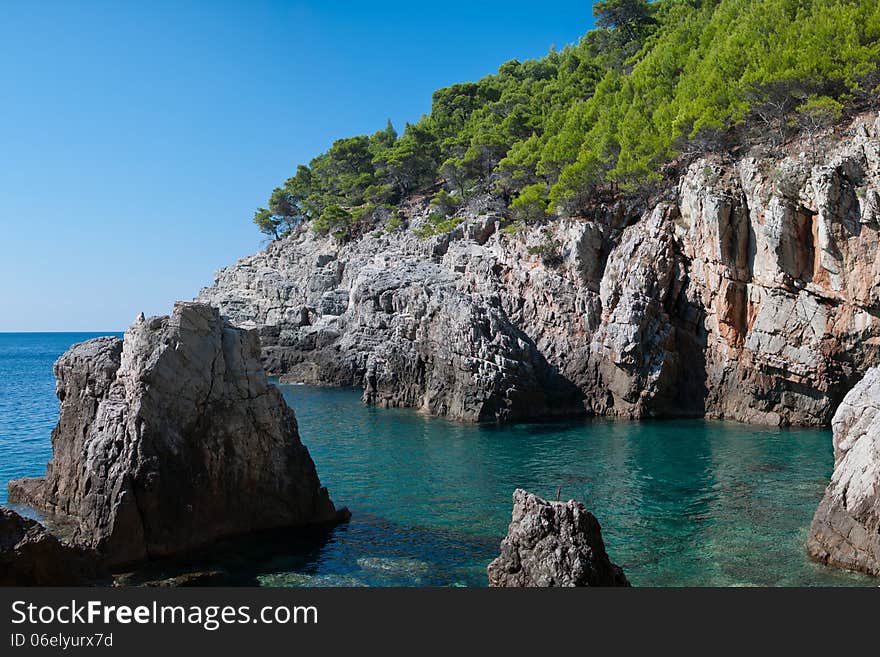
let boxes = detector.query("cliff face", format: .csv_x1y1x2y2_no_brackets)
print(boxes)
807,367,880,576
199,113,880,425
9,302,343,567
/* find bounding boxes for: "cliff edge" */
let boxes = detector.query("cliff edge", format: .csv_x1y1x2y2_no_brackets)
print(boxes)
199,113,880,426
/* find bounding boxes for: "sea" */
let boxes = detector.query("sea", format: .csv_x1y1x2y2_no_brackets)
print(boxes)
0,332,873,586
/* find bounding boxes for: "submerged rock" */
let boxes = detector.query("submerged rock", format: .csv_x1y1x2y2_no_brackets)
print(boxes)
487,489,630,587
0,507,107,586
8,302,346,568
807,367,880,576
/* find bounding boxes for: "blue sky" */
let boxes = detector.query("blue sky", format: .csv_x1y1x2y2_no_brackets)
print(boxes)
0,1,595,331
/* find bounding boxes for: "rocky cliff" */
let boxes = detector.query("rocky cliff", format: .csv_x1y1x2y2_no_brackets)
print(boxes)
199,112,880,426
807,367,880,576
8,302,344,567
487,489,629,587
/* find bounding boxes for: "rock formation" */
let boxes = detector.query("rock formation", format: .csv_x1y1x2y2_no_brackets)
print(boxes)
807,367,880,576
8,302,345,568
0,507,107,586
198,112,880,427
487,489,629,587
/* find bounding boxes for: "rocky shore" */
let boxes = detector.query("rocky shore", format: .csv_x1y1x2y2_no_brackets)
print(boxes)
807,367,880,576
8,302,346,571
0,508,108,586
6,115,880,585
199,112,880,427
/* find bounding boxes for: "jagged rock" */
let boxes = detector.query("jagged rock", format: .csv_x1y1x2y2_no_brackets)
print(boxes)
587,204,700,417
487,490,630,587
806,367,880,576
198,112,880,426
8,302,345,568
0,507,107,586
353,260,583,422
200,210,584,422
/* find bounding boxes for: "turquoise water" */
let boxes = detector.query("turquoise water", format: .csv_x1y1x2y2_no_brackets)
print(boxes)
276,386,874,587
0,333,874,586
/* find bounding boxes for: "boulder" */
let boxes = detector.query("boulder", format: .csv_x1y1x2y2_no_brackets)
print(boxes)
807,367,880,576
0,507,107,586
487,489,630,587
8,302,346,568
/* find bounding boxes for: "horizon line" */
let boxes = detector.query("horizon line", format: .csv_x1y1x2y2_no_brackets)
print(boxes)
0,330,123,334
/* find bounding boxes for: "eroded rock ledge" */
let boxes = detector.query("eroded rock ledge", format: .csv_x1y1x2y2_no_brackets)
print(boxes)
8,302,345,568
199,112,880,427
0,507,108,586
807,367,880,576
487,489,629,587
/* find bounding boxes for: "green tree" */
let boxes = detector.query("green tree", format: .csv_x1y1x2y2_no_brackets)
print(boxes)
593,0,656,43
253,208,281,240
312,204,353,241
796,95,844,161
439,157,471,198
252,0,880,239
374,122,438,195
370,119,398,153
510,184,549,223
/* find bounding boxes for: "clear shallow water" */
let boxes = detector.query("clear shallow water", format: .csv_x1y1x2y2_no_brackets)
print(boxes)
0,333,874,586
277,386,874,587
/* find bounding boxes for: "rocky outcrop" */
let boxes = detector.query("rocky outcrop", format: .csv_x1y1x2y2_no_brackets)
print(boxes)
199,112,880,426
807,367,880,576
354,261,583,422
199,212,584,422
8,302,345,568
487,489,629,587
0,507,107,586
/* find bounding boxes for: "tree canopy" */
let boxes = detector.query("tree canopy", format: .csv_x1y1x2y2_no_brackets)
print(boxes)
255,0,880,241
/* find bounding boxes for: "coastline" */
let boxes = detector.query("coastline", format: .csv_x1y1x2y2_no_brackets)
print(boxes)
2,336,873,585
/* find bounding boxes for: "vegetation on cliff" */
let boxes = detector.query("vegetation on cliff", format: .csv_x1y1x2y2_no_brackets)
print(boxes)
254,0,880,241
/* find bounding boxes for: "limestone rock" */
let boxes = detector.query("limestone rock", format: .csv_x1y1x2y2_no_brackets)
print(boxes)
0,507,107,586
352,260,584,422
487,489,630,587
807,367,880,576
198,112,880,427
8,302,344,568
587,204,699,418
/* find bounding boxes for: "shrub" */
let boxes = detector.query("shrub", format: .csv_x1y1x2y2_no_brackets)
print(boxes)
527,239,564,268
414,211,464,239
430,189,462,216
385,212,404,233
500,220,525,235
312,204,353,241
